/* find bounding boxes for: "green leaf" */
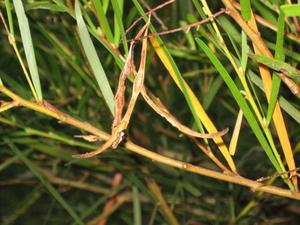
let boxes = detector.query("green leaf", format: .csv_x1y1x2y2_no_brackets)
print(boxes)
265,4,300,125
279,97,300,124
196,38,283,173
25,2,68,12
249,71,300,125
75,0,115,115
13,0,43,101
240,0,251,21
280,4,300,16
5,0,14,36
111,0,128,52
250,54,300,80
91,0,114,43
133,186,142,225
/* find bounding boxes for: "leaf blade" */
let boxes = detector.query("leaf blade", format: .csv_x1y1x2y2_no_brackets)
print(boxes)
75,0,115,115
13,0,43,101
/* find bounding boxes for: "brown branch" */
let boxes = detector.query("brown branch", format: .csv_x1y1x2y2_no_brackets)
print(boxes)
128,8,227,42
140,0,169,31
141,86,229,139
1,85,300,200
191,138,231,173
125,0,175,35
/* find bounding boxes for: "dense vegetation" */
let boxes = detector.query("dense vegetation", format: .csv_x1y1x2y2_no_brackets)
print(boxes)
0,0,300,224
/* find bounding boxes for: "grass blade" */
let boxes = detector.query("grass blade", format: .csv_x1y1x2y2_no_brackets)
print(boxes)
266,4,300,125
196,38,282,172
279,97,300,124
265,10,285,126
132,0,236,172
5,0,14,36
240,0,251,21
249,71,300,125
250,54,300,80
13,0,42,101
146,177,180,225
92,0,114,43
75,0,115,115
133,186,142,225
111,0,128,52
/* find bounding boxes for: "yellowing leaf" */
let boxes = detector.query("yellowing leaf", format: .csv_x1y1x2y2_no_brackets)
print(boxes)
150,37,237,173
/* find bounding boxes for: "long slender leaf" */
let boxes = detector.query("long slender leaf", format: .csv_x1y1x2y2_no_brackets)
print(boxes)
111,0,127,50
240,0,251,21
266,4,300,125
92,0,114,43
133,186,142,225
196,38,282,173
13,0,42,101
250,54,300,80
75,0,115,115
249,71,300,125
132,0,236,172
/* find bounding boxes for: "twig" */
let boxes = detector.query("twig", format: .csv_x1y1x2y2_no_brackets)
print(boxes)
128,8,227,42
141,86,229,138
72,18,151,159
1,85,300,199
125,0,174,35
140,0,168,30
257,167,300,182
191,138,231,173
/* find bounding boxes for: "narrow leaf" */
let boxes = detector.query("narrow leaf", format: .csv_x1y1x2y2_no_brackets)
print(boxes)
13,0,42,101
92,0,114,42
250,54,300,80
75,0,115,115
229,110,243,156
196,38,282,172
133,186,142,225
240,0,251,21
149,36,236,172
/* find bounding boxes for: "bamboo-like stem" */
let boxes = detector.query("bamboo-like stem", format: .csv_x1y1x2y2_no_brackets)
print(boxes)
1,84,300,200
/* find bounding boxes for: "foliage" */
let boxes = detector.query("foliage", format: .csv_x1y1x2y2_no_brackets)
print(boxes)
0,0,300,224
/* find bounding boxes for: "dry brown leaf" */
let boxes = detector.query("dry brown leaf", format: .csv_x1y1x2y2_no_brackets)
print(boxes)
73,18,150,158
141,87,228,138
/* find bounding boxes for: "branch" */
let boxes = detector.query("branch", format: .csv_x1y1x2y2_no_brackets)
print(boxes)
1,84,300,200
